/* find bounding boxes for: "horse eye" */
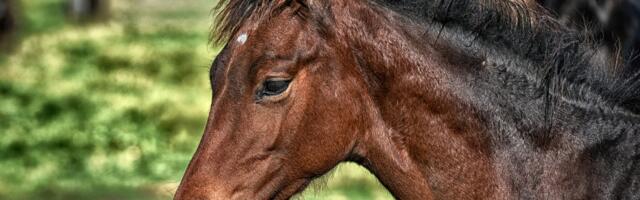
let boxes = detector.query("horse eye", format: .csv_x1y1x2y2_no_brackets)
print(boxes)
261,79,291,96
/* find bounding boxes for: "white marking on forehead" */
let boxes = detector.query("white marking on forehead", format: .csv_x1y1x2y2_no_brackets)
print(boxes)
237,33,248,44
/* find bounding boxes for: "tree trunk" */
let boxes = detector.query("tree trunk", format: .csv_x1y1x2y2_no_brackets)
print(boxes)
68,0,109,22
0,0,17,50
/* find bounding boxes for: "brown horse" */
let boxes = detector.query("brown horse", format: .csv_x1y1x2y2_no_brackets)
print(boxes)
175,0,640,199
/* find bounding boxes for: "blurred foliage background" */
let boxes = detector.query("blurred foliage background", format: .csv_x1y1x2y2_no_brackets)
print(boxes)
0,0,392,199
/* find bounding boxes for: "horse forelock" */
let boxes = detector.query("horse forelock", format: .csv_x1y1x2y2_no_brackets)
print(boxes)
212,0,314,44
212,0,271,44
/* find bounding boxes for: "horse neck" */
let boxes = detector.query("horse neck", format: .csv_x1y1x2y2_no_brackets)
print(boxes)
334,3,505,199
334,1,640,199
498,107,640,199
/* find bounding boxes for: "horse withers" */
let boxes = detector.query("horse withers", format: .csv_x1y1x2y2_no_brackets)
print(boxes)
176,0,640,199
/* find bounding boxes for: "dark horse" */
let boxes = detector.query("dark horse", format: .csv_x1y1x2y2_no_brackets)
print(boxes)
175,0,640,199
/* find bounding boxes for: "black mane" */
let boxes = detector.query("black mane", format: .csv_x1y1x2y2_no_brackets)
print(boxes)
213,0,640,114
373,0,640,114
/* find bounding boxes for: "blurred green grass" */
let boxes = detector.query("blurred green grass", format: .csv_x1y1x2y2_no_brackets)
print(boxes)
0,0,392,199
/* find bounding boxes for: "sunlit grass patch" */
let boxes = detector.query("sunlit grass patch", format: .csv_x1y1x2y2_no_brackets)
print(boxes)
0,10,212,198
300,163,394,200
